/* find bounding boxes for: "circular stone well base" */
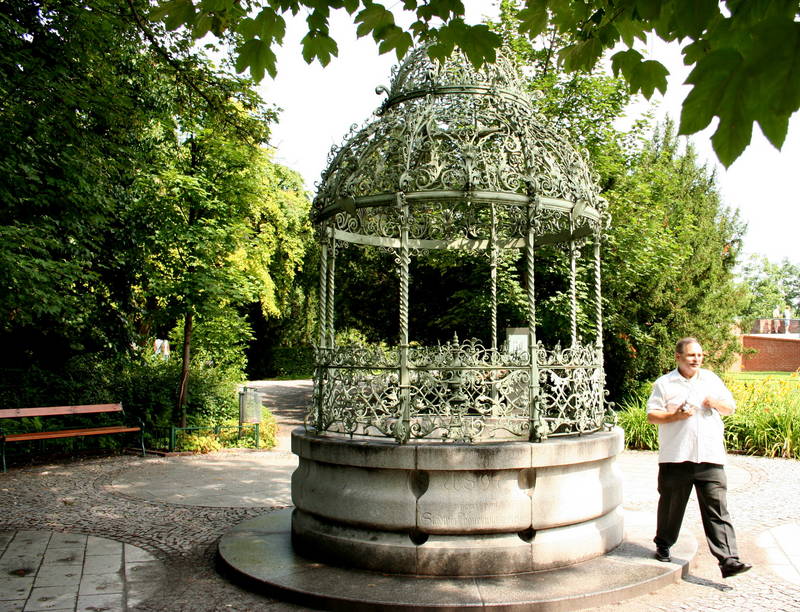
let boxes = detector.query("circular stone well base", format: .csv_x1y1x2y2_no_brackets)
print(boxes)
291,428,626,576
218,509,697,611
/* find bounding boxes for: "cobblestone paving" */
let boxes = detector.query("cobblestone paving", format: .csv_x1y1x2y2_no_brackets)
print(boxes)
0,456,301,611
0,381,798,611
597,453,800,612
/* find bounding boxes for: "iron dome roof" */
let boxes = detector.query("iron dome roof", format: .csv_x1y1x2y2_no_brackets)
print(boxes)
313,45,606,248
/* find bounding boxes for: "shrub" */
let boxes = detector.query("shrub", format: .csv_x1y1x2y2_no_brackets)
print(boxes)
175,432,223,454
267,346,315,379
616,373,800,459
723,374,800,459
616,394,658,451
0,350,250,454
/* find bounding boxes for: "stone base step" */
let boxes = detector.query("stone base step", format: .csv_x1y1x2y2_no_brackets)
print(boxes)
217,509,696,611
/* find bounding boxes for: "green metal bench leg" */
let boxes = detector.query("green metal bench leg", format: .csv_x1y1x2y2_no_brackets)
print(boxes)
2,440,6,473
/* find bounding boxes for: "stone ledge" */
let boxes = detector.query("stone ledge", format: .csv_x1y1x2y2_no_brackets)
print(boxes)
218,509,697,611
291,427,625,470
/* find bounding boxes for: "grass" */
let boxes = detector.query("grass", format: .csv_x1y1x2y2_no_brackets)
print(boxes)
727,371,797,380
617,371,800,459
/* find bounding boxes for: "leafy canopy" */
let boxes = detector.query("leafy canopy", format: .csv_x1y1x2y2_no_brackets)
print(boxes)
152,0,800,167
0,0,312,399
737,255,800,323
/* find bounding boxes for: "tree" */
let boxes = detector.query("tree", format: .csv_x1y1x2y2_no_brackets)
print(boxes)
133,122,311,424
600,121,747,398
152,0,800,167
778,259,800,314
737,255,800,325
0,0,312,425
0,0,181,364
491,3,749,399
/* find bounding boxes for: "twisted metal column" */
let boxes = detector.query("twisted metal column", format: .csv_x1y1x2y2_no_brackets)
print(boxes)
594,229,603,353
326,232,337,349
569,219,578,347
490,203,498,351
489,203,499,409
397,193,411,443
526,198,543,441
315,228,329,432
318,229,329,350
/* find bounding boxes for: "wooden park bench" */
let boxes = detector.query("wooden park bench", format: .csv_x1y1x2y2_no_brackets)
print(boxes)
0,403,145,472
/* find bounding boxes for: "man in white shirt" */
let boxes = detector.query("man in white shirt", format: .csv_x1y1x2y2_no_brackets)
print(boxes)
646,337,752,579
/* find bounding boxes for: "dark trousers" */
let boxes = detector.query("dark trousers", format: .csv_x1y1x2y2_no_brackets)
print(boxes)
655,461,739,564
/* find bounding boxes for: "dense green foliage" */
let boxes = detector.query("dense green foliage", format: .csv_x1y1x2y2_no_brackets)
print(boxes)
0,0,772,441
737,254,800,324
618,373,800,459
0,1,311,433
601,121,746,398
154,0,800,167
0,353,238,438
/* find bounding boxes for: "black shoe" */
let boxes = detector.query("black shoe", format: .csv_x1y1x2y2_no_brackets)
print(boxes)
720,559,752,578
655,546,671,562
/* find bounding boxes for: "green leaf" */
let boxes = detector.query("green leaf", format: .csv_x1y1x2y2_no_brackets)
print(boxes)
518,1,548,37
429,20,499,68
635,0,661,21
458,24,501,67
615,19,646,48
674,0,719,39
633,60,669,98
559,38,604,73
199,0,229,10
711,111,752,168
549,0,590,31
301,30,339,66
258,9,286,43
306,7,330,32
748,18,800,117
679,49,744,135
192,14,213,38
237,17,258,38
681,39,711,66
234,38,277,81
417,0,465,22
427,35,455,63
150,0,196,31
610,48,643,81
377,27,414,60
757,113,789,150
355,4,395,40
342,0,359,12
611,50,668,98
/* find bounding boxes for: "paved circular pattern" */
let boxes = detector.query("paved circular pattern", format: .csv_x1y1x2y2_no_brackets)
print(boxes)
109,450,297,508
0,381,799,611
0,530,163,612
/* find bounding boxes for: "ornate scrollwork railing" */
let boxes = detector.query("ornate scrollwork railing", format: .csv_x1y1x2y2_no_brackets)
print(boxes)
308,338,606,443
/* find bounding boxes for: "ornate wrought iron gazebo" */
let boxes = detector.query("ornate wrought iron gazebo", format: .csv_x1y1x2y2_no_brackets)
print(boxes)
218,47,627,590
309,46,610,444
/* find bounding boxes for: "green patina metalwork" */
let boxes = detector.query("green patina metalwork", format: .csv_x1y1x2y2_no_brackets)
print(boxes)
309,46,612,444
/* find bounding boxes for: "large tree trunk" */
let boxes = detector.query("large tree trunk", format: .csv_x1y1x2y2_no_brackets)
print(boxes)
177,312,193,428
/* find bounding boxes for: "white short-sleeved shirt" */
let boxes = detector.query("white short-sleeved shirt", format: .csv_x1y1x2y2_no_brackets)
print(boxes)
646,368,735,465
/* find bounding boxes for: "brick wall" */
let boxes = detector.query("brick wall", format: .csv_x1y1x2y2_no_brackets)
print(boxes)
741,335,800,372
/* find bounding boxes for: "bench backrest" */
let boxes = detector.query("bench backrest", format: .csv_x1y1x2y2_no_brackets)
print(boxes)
0,403,123,419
